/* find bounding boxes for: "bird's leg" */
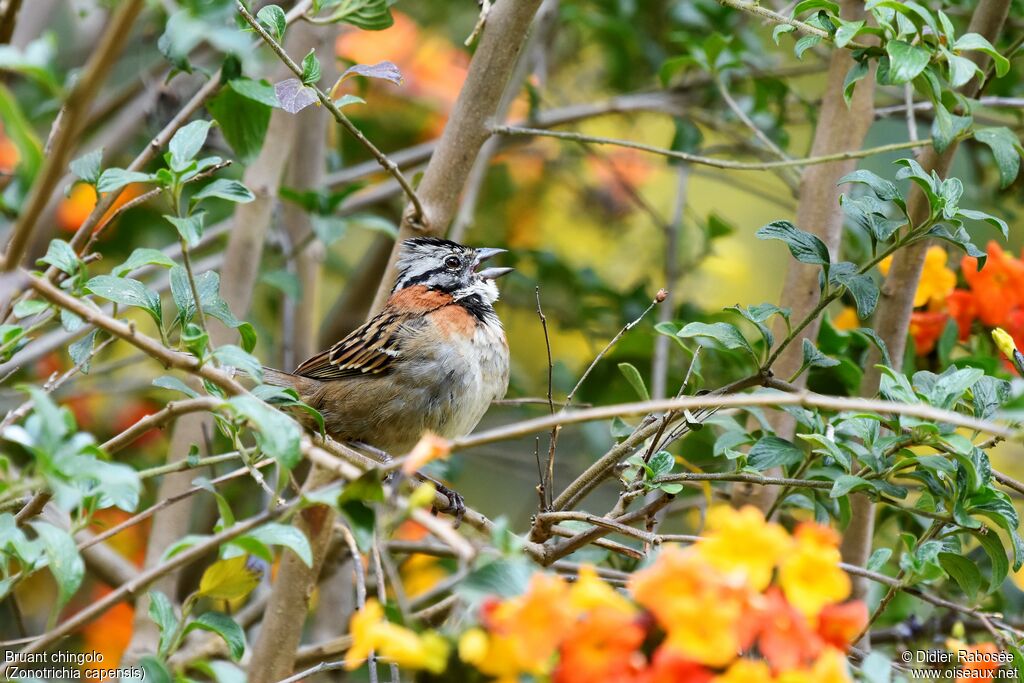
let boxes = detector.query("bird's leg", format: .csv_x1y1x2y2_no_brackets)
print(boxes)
415,471,466,528
351,440,394,466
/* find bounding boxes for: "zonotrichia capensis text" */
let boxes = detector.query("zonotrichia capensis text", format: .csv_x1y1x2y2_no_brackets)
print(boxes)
265,237,512,455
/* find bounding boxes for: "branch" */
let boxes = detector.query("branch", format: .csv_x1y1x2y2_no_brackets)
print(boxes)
101,397,222,453
493,125,937,171
454,390,1014,452
236,1,423,223
0,0,144,272
23,271,246,395
715,0,869,49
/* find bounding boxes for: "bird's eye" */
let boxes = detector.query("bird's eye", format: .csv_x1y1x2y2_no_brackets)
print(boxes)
444,255,461,269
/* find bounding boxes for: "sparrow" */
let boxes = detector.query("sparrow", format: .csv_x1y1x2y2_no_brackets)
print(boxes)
265,237,512,457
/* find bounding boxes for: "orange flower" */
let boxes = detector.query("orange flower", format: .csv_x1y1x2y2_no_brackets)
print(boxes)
961,242,1024,327
57,182,145,233
487,573,574,675
640,647,714,683
0,126,19,174
778,523,850,619
775,646,853,683
816,601,868,650
401,432,450,473
569,564,636,616
946,289,977,340
909,311,949,355
755,588,823,672
345,599,449,673
630,545,748,667
954,641,1001,680
554,607,646,683
879,246,956,308
697,505,792,591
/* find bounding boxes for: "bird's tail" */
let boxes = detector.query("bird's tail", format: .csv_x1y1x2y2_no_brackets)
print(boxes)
262,367,321,396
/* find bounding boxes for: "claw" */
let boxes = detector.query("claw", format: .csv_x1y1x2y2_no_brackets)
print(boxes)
427,479,466,528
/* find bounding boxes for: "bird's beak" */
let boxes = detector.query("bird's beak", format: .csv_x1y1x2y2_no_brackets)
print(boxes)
474,247,513,280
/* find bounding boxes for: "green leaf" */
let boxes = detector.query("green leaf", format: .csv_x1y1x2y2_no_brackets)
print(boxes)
340,500,375,552
69,148,103,185
830,262,878,318
843,59,869,104
974,127,1022,189
946,52,982,88
194,179,255,204
794,34,821,59
256,4,287,43
210,86,271,165
457,558,533,603
139,656,172,683
867,547,892,572
228,395,302,469
228,78,279,107
677,321,756,361
112,248,176,277
169,120,214,172
834,19,864,48
39,239,79,275
617,362,649,401
97,168,154,193
930,103,972,155
86,275,162,328
648,450,675,480
198,555,260,601
335,93,366,108
153,375,199,398
837,169,903,205
802,339,839,369
300,49,321,86
748,435,804,471
148,590,179,657
12,298,46,319
772,24,796,45
164,212,206,248
212,344,263,382
853,327,893,368
169,268,257,350
970,528,1011,593
185,612,246,661
954,33,1010,78
242,523,313,567
69,329,98,372
885,40,931,84
329,0,394,30
938,551,982,600
830,474,873,498
30,521,84,609
957,208,1009,240
756,220,830,266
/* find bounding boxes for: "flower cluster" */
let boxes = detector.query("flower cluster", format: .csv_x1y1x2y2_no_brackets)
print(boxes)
858,243,1024,358
344,506,866,681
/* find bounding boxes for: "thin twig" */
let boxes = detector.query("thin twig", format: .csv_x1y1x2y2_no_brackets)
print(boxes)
236,1,424,224
535,287,556,510
493,125,944,172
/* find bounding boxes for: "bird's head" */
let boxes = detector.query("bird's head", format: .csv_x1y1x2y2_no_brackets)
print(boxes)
393,237,513,304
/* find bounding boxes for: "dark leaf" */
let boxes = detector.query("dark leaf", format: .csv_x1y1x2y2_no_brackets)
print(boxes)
274,78,318,114
340,60,404,86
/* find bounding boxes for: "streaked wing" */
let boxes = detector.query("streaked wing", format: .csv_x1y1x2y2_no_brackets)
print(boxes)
294,310,413,380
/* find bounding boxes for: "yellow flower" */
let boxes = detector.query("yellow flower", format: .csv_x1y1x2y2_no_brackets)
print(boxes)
344,599,450,673
779,524,850,618
661,591,744,667
993,327,1018,361
831,306,860,331
569,565,636,615
697,505,792,590
458,628,489,666
345,599,385,669
879,245,955,307
715,658,774,683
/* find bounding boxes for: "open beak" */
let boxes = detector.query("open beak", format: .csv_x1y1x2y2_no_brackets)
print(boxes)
474,247,513,280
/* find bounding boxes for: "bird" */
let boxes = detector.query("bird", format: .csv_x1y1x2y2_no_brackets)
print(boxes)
264,237,512,459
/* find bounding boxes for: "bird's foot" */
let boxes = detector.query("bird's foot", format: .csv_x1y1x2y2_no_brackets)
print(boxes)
416,473,465,527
